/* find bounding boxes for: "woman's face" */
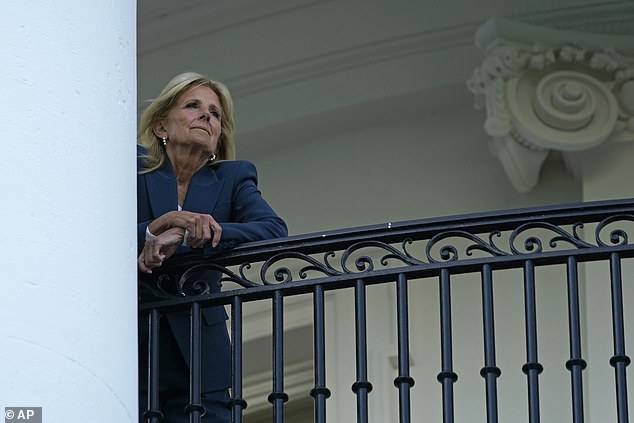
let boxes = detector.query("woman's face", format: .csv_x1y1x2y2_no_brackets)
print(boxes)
157,85,223,155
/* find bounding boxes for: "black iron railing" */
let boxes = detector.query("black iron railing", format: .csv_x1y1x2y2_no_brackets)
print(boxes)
139,198,634,423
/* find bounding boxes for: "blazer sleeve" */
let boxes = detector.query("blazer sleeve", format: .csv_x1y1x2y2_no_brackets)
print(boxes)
206,160,287,253
136,150,153,255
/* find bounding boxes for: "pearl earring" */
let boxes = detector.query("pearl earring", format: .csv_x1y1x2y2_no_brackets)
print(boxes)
161,137,167,146
208,154,217,162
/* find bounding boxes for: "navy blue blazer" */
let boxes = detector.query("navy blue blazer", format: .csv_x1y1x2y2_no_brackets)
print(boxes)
137,150,287,391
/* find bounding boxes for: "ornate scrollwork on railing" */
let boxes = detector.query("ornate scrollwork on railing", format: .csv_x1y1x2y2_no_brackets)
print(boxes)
426,230,508,263
340,240,425,273
509,222,594,254
139,263,258,302
596,214,634,247
139,209,634,301
259,251,343,285
181,263,261,292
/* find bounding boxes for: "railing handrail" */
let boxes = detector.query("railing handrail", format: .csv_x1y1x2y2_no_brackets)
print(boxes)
159,198,634,269
139,198,634,313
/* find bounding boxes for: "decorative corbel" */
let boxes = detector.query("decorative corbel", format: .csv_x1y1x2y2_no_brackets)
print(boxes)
468,18,634,192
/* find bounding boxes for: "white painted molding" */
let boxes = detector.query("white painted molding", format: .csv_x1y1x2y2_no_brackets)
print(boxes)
507,2,634,38
468,18,634,192
138,0,323,55
225,23,476,97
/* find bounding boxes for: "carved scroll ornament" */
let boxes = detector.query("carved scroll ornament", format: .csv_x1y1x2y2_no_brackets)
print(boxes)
468,30,634,192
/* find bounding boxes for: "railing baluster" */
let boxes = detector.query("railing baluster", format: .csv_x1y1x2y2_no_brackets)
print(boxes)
437,269,457,423
522,260,543,423
566,256,587,423
609,252,631,423
269,290,288,423
186,302,204,423
480,264,500,423
394,273,414,423
230,296,247,423
352,279,373,423
144,309,162,423
311,284,330,423
135,199,634,423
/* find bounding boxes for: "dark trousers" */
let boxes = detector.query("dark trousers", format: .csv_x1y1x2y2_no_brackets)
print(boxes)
139,319,231,423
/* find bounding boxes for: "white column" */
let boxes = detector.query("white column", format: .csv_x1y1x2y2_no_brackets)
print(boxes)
0,2,137,422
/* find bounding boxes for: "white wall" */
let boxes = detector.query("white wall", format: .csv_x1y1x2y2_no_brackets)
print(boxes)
251,102,581,236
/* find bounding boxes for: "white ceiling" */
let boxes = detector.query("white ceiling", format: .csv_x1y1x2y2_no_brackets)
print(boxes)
138,0,322,56
138,0,634,56
136,0,634,154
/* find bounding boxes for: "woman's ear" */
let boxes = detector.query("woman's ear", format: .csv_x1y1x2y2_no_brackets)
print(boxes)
152,120,167,140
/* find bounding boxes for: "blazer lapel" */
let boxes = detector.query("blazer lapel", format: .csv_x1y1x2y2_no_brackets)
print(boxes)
145,161,226,217
183,165,225,214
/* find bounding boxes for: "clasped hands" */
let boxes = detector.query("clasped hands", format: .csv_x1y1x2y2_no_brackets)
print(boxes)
138,210,222,274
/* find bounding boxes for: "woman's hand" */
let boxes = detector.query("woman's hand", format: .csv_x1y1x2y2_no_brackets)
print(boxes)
147,210,222,248
138,227,185,274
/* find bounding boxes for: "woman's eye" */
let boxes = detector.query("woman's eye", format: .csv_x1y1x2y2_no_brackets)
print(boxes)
210,111,221,119
185,102,198,108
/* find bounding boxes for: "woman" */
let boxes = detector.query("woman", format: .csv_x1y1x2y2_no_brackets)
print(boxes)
137,72,287,422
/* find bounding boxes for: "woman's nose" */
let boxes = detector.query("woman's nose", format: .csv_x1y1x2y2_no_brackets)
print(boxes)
199,111,210,121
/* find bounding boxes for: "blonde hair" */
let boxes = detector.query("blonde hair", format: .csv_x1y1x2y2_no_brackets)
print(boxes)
138,72,236,173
